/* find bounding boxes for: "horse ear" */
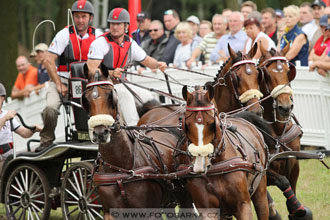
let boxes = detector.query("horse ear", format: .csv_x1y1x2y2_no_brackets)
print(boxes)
258,41,268,57
281,44,290,56
228,43,236,59
182,85,188,101
205,84,214,101
248,42,258,58
83,63,90,79
99,63,109,78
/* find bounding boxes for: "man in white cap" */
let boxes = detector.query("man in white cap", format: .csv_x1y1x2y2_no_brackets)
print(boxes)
186,15,202,43
30,43,50,84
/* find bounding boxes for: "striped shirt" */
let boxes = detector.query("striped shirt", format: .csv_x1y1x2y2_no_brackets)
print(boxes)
198,32,219,63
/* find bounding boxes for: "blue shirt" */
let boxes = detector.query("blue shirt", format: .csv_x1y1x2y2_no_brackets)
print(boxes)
210,30,248,63
38,64,50,84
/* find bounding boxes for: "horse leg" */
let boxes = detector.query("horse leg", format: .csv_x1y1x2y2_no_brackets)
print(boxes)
267,169,312,220
234,201,253,220
251,176,269,220
267,191,282,220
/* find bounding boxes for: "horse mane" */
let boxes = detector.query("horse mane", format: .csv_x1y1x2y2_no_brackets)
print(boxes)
137,99,162,117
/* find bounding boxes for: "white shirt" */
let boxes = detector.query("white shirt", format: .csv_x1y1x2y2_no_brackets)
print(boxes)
302,20,319,42
48,27,103,78
245,32,276,53
88,36,147,63
173,41,199,67
0,109,20,145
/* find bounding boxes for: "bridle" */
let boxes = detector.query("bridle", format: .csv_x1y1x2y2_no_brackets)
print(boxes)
258,56,296,123
215,57,263,107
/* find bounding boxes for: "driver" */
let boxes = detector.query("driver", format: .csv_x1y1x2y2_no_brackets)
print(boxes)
35,0,102,152
87,8,167,126
0,83,42,159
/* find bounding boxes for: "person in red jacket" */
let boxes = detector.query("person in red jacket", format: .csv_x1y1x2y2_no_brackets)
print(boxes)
35,0,102,152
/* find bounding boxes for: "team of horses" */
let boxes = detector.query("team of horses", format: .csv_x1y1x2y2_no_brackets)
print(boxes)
81,43,313,220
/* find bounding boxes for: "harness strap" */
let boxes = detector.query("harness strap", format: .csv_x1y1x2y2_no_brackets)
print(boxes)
278,124,303,144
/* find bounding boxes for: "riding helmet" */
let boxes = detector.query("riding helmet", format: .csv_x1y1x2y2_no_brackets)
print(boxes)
107,8,130,24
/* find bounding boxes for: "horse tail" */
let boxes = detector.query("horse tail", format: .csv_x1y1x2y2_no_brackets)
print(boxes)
234,111,274,148
138,99,162,117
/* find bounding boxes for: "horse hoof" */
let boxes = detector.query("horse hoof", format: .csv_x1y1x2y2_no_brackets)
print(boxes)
288,206,313,220
269,210,282,220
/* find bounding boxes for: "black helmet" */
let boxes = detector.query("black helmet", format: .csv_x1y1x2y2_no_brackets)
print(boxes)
107,8,130,24
72,0,94,16
0,83,6,97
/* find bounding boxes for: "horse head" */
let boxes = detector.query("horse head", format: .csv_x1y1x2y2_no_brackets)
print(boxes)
182,85,221,173
215,43,264,116
258,43,296,120
81,63,118,144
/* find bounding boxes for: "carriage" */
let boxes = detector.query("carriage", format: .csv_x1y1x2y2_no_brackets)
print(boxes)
0,63,103,220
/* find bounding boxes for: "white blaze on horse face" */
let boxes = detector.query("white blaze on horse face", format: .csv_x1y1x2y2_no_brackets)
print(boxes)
196,123,204,146
194,123,206,172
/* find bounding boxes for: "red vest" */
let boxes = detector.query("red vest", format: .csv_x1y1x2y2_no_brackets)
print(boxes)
102,32,132,69
58,26,96,71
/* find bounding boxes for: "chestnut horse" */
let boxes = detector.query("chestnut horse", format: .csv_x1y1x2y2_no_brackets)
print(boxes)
212,44,264,116
180,85,269,220
258,44,312,220
81,64,190,219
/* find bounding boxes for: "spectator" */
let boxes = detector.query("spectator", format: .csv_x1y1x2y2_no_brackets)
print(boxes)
173,22,199,67
310,0,326,49
309,15,330,62
222,8,232,30
161,9,181,64
275,9,284,23
311,0,326,25
279,5,309,66
261,8,278,44
0,83,42,160
199,20,212,38
132,11,151,45
138,20,168,72
35,0,101,152
243,18,276,59
240,1,257,21
11,56,38,100
300,2,319,43
30,43,50,85
309,52,330,76
186,14,227,67
210,11,248,63
222,8,232,21
277,21,286,48
186,15,203,43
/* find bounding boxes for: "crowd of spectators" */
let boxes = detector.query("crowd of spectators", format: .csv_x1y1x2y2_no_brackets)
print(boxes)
6,0,330,104
131,0,330,76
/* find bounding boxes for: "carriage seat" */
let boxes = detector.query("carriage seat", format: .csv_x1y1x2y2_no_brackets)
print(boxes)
69,62,89,138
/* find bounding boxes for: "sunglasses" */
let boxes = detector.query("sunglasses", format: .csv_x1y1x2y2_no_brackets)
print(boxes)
164,10,174,15
148,29,158,32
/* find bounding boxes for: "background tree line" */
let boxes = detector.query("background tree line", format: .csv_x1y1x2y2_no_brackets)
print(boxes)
0,0,308,93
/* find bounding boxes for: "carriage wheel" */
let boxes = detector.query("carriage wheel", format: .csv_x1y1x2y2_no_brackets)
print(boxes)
5,163,51,220
61,162,103,220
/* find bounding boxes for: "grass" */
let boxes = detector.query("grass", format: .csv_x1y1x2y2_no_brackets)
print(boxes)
0,157,328,219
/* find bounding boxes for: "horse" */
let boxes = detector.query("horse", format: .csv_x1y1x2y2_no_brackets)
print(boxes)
258,43,312,220
212,43,264,116
81,63,189,219
179,85,269,220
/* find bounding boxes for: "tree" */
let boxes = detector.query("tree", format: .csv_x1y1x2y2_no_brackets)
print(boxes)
0,0,18,94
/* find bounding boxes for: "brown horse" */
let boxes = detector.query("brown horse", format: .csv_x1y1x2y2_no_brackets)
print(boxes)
258,44,312,220
212,44,264,116
180,85,269,220
81,63,189,219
